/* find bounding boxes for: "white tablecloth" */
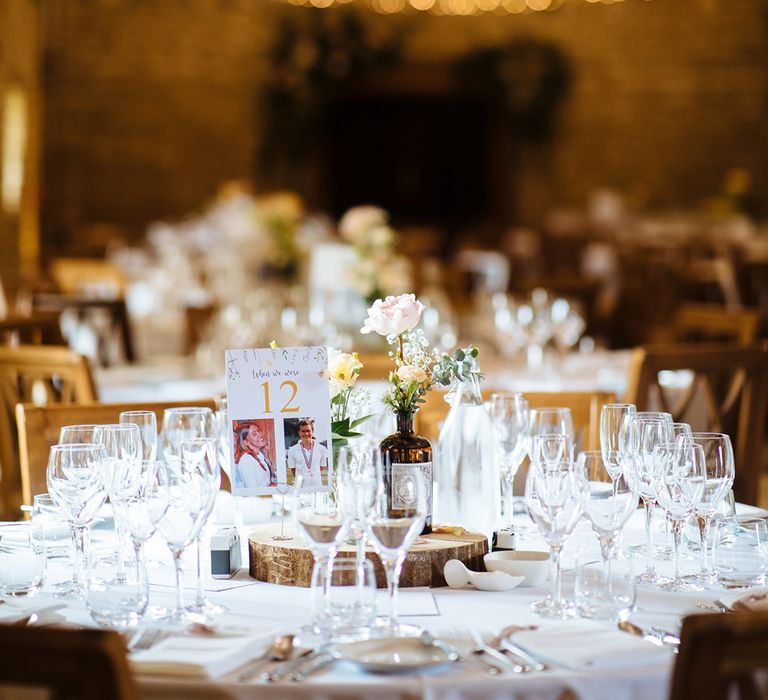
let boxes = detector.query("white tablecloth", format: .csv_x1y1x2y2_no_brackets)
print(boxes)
8,500,765,700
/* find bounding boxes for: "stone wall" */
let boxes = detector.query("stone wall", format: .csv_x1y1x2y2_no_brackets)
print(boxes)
41,0,768,247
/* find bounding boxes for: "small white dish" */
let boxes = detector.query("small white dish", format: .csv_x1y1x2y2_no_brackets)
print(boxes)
483,550,550,587
443,559,524,591
335,636,454,674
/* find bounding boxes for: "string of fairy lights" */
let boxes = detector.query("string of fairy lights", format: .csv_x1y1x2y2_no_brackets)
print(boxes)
280,0,646,17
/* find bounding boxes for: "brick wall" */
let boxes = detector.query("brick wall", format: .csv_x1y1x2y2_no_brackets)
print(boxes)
42,0,768,245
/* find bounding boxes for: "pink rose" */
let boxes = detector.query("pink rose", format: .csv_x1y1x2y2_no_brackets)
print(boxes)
360,294,425,336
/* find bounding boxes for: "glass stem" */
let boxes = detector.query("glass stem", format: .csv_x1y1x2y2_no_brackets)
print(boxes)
699,515,712,577
195,535,204,607
71,524,89,590
114,518,127,584
643,497,655,575
549,545,563,606
172,549,185,616
500,473,515,524
671,518,683,584
385,554,405,626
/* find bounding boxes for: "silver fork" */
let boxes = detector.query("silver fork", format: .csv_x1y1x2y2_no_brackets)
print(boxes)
470,630,524,674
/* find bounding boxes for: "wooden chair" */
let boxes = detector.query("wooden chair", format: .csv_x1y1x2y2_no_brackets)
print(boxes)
356,352,395,381
16,398,222,503
651,303,760,345
625,343,768,505
670,612,768,700
0,346,97,518
0,626,137,700
49,257,126,299
0,312,64,345
35,295,136,365
415,388,615,450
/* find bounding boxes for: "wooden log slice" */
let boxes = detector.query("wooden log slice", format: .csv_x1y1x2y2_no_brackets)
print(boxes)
248,524,488,588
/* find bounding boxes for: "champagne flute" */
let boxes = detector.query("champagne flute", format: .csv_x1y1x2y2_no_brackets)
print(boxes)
156,452,210,625
98,424,143,584
181,437,223,619
488,393,529,524
654,441,706,591
599,403,636,478
47,444,108,598
161,408,217,619
119,410,158,463
525,459,586,618
687,433,735,584
366,457,426,636
624,415,674,582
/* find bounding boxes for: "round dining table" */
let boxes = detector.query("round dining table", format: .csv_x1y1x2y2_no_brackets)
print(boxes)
4,495,762,700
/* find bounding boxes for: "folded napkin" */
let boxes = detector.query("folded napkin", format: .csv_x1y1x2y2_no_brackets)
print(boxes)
511,621,672,670
731,589,768,612
130,629,275,679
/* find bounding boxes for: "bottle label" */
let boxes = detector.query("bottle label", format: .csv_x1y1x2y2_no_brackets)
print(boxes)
391,462,433,515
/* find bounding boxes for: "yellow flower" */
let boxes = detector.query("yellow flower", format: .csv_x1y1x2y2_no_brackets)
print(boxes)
326,348,363,393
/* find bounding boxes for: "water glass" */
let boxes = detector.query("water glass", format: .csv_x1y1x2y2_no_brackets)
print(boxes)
0,525,46,597
311,558,377,642
119,410,158,462
30,493,71,559
575,554,635,621
713,517,768,589
85,555,148,629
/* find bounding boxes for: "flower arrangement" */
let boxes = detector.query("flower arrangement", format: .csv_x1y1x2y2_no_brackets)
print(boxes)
325,348,371,450
361,294,479,414
338,205,412,305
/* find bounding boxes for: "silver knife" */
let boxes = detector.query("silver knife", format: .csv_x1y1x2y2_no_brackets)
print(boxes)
618,620,680,648
287,651,338,682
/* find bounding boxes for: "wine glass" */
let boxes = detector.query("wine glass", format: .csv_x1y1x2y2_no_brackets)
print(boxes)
525,459,586,618
599,403,636,477
488,393,529,524
112,460,170,619
181,437,223,619
98,424,143,584
293,470,348,637
161,407,214,463
119,410,158,463
687,433,735,584
672,422,693,441
337,445,379,571
59,424,103,444
156,452,211,625
654,441,706,591
624,415,674,583
46,444,108,598
160,408,217,619
366,459,426,636
528,408,574,457
579,451,637,566
531,433,573,468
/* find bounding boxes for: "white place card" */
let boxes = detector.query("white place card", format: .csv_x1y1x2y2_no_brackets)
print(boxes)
225,346,333,495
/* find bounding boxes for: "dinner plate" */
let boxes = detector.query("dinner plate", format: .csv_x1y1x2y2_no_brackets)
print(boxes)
335,636,454,674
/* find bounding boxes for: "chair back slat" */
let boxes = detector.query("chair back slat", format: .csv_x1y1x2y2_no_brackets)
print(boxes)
670,612,768,700
17,398,220,505
0,624,137,700
625,342,768,504
0,346,97,519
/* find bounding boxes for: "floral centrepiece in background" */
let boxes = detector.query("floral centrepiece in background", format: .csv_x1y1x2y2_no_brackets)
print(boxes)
339,205,412,306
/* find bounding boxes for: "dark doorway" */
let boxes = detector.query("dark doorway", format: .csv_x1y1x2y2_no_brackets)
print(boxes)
327,95,492,231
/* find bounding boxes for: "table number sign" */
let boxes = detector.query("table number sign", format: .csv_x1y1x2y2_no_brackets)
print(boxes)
225,346,333,495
